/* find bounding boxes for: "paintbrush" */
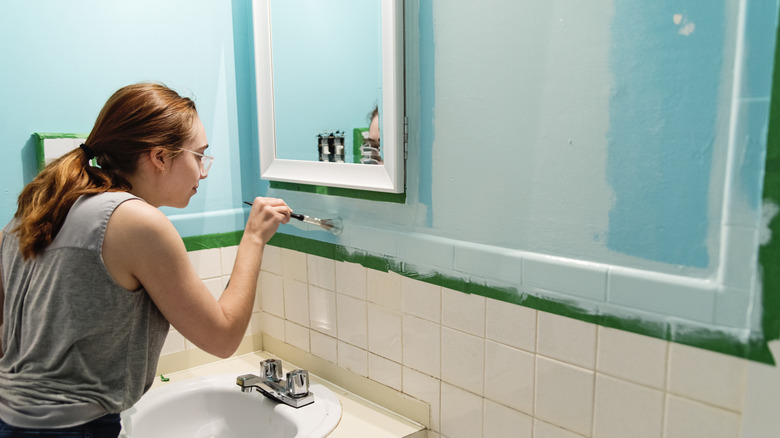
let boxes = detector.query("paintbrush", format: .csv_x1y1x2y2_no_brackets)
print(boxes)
243,201,343,235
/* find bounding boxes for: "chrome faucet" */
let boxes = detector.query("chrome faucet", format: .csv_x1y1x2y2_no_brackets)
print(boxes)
236,359,314,408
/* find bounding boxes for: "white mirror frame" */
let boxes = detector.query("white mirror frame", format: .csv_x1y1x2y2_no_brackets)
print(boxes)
252,0,405,193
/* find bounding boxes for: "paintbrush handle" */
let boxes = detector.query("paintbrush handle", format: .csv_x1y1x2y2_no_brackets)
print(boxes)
245,201,305,221
244,201,337,233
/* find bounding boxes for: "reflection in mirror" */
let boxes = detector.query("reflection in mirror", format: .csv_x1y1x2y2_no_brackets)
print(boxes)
253,0,405,193
271,1,382,164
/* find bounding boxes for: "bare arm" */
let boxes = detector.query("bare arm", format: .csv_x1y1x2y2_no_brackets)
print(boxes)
103,197,290,358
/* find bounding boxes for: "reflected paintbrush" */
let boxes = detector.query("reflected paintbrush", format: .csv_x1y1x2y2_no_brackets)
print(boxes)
243,202,343,235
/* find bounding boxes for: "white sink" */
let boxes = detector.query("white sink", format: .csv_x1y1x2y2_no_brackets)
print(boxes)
119,373,342,438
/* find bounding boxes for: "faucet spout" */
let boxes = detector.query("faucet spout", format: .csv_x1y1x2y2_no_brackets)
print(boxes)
236,360,315,408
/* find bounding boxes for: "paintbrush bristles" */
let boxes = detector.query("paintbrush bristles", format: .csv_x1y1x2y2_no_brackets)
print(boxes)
318,218,343,235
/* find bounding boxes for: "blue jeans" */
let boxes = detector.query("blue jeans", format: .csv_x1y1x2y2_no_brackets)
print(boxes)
0,414,121,438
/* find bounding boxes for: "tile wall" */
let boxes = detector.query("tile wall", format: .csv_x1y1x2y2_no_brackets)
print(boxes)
161,245,777,438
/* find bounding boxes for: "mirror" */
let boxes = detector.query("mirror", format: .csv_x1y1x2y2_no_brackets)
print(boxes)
252,0,405,193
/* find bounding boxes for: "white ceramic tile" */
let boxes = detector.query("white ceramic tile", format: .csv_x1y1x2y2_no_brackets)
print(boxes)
262,312,285,341
537,312,597,369
247,311,263,337
484,340,534,414
485,298,536,352
742,340,780,438
368,303,402,362
714,287,751,329
608,268,716,323
283,278,309,327
524,253,607,301
307,254,336,291
596,326,667,389
453,244,523,285
220,245,238,276
533,419,587,438
336,294,368,348
260,244,283,275
335,261,367,299
398,233,454,270
203,277,223,301
484,399,533,438
403,367,441,432
593,374,664,438
667,343,747,412
368,269,403,311
309,286,337,337
160,330,186,356
664,394,741,438
281,248,308,282
535,356,594,436
441,327,485,396
348,225,398,259
310,330,338,364
720,225,759,290
338,340,368,377
402,277,441,323
441,288,485,337
284,321,309,353
259,272,284,317
440,383,483,438
188,248,221,279
403,315,441,378
369,353,402,391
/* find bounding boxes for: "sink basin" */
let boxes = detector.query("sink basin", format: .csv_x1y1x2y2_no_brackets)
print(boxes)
119,373,342,438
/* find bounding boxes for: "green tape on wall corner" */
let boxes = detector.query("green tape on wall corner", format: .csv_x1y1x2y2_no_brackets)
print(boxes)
34,132,91,171
758,11,780,348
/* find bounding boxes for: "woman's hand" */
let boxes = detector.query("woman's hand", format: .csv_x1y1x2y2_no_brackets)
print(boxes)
244,197,291,245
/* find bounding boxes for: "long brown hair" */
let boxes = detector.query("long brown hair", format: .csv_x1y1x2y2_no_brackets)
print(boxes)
13,82,198,259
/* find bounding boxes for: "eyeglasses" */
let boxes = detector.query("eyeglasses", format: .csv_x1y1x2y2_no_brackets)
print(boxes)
180,149,214,177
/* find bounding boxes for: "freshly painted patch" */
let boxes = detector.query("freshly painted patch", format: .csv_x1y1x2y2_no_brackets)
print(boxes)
606,3,727,268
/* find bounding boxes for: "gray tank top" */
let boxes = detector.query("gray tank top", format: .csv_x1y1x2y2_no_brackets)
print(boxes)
0,192,170,428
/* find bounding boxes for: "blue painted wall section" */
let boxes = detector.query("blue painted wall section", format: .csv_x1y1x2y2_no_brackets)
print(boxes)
418,0,435,227
606,2,725,268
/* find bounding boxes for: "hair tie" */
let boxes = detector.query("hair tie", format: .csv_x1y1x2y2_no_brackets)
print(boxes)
79,143,95,160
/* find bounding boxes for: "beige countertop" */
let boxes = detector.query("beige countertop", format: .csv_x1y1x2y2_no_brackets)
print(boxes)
150,351,425,438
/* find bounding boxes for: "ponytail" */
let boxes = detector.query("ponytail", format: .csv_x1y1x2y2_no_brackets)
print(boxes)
12,147,129,259
12,82,197,259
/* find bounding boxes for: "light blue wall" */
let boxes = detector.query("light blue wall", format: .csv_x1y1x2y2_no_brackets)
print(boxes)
0,0,253,235
271,0,382,162
0,0,777,350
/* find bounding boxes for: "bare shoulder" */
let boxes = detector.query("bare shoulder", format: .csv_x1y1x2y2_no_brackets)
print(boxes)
103,198,188,289
107,199,183,247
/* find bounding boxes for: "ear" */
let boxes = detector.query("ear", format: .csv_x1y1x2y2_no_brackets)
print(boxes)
148,147,167,173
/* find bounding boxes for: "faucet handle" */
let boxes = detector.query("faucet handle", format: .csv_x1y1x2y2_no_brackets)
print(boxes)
261,359,283,382
286,369,310,398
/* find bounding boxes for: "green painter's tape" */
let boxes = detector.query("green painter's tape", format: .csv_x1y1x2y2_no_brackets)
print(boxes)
758,10,780,356
181,230,775,363
34,132,90,171
182,231,243,252
269,181,406,203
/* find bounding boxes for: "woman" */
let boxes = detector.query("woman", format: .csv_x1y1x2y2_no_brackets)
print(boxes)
0,83,291,436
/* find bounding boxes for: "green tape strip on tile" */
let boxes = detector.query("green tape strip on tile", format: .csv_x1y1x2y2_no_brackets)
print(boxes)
759,9,780,358
269,181,406,203
182,230,775,364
